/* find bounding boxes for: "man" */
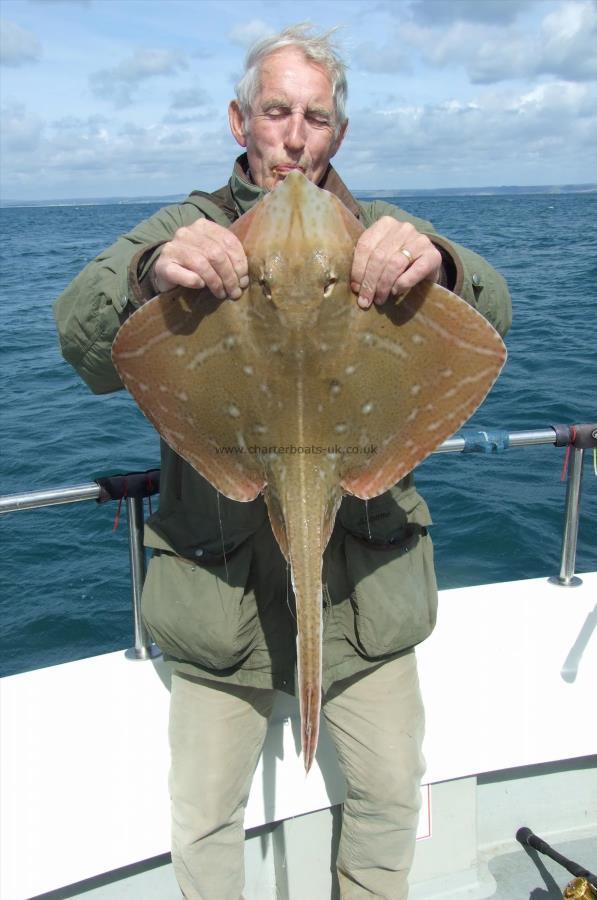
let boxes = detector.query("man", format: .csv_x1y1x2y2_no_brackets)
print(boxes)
55,25,511,900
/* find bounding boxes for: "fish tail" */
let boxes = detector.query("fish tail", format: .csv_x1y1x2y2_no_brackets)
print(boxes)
298,652,321,774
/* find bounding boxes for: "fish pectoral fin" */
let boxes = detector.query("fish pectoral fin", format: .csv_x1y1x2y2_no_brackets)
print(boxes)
264,490,290,560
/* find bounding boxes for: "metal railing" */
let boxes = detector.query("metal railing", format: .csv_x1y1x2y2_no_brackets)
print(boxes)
1,424,595,660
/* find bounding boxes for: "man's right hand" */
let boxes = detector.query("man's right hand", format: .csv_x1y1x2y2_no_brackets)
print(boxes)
151,219,249,300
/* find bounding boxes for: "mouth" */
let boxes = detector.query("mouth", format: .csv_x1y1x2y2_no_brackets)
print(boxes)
273,165,305,177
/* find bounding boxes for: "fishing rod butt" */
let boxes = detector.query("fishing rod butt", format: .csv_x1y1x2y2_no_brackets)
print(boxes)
516,826,550,854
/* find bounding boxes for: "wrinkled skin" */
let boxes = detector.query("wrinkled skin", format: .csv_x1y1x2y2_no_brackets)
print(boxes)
152,47,441,308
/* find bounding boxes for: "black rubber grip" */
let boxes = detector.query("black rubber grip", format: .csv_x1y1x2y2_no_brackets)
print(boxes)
516,827,597,884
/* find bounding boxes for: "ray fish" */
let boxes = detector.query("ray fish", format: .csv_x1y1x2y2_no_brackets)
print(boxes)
112,171,507,772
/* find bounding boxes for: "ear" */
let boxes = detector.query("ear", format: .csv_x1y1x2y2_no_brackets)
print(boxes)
228,100,247,148
330,118,348,159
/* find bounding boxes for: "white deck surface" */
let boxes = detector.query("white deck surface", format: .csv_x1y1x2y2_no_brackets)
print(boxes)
2,572,596,899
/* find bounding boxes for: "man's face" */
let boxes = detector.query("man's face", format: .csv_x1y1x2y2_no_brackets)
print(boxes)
229,47,347,191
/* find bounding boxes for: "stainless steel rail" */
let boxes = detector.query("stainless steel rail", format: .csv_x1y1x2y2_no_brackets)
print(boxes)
0,426,592,660
0,427,564,515
549,447,585,588
124,496,161,660
437,428,557,452
0,482,102,513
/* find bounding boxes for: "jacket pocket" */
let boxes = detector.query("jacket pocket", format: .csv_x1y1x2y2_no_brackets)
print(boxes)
344,525,437,659
141,539,256,670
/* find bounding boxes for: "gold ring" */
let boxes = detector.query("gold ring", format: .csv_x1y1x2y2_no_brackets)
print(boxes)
399,247,413,263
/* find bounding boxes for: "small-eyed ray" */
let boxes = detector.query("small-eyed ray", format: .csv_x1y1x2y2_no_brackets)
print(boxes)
112,171,507,772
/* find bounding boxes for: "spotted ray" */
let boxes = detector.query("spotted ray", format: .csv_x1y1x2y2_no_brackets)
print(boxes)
112,171,507,772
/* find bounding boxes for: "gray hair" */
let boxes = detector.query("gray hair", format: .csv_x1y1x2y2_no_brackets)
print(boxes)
235,23,348,134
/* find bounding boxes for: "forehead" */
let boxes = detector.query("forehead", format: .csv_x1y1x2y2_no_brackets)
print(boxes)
255,47,334,108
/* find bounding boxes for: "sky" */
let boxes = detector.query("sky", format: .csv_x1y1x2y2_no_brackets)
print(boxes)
1,0,596,200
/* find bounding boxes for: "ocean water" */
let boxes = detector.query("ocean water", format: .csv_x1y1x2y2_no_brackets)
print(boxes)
1,193,595,678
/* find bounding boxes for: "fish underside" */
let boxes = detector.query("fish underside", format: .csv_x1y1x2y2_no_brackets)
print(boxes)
112,171,507,772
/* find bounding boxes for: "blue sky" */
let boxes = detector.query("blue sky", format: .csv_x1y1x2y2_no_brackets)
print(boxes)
1,0,596,199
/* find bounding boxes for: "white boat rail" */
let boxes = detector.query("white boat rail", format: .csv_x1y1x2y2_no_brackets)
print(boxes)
1,423,595,661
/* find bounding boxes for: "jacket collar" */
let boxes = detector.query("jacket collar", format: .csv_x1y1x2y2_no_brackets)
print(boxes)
228,153,362,219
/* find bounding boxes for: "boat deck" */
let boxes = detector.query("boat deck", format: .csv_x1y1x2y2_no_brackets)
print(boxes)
3,572,596,900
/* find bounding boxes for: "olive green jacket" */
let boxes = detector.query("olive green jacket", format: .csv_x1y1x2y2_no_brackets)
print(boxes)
54,156,511,694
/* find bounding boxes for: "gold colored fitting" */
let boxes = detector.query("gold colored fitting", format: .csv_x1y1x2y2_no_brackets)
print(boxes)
563,878,597,899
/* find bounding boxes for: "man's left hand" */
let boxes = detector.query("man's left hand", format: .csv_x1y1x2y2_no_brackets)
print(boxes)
351,216,442,309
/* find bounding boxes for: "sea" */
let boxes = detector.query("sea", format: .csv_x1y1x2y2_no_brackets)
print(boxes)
1,192,596,678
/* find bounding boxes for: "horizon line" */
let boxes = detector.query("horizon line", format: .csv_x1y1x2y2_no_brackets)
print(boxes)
1,182,596,206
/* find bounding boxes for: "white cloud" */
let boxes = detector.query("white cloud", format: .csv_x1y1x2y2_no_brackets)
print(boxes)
228,19,273,48
0,19,42,66
339,79,597,186
0,106,234,197
169,87,210,109
408,0,537,25
90,49,188,106
353,39,412,74
401,1,597,83
0,102,43,151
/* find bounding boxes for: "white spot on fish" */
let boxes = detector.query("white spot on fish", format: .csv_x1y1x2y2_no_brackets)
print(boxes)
175,346,186,357
253,424,268,434
176,390,188,402
361,401,374,415
335,423,348,434
224,335,236,349
411,334,424,345
320,342,329,352
327,452,340,461
159,384,168,393
411,385,421,396
227,403,240,418
406,407,419,423
345,365,356,375
317,403,323,413
330,382,341,397
243,365,254,376
442,368,453,378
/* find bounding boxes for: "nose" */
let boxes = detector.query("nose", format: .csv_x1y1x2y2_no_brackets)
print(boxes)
284,111,307,153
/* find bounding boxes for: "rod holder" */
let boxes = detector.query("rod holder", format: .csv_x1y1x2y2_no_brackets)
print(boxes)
549,447,585,588
123,495,161,661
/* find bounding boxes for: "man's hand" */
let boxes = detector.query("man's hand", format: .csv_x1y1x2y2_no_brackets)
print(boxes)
152,219,249,300
351,216,442,309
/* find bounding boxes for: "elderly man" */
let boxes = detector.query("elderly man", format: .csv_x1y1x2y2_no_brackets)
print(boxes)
55,24,511,900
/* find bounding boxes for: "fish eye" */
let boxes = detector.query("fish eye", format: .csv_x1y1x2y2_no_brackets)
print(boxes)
259,277,272,301
323,277,337,298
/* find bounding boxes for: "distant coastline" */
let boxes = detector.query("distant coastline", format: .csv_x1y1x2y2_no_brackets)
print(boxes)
1,183,595,208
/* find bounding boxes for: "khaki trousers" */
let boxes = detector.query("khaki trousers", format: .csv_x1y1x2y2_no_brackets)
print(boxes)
169,651,425,900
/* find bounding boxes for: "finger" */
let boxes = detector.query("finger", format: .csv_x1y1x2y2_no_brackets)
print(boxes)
352,218,415,307
161,244,226,298
201,236,247,299
157,261,206,292
391,257,436,294
190,220,249,287
371,245,415,306
355,243,393,308
391,246,442,295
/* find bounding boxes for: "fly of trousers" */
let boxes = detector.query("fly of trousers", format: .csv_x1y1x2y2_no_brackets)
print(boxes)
169,650,425,900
